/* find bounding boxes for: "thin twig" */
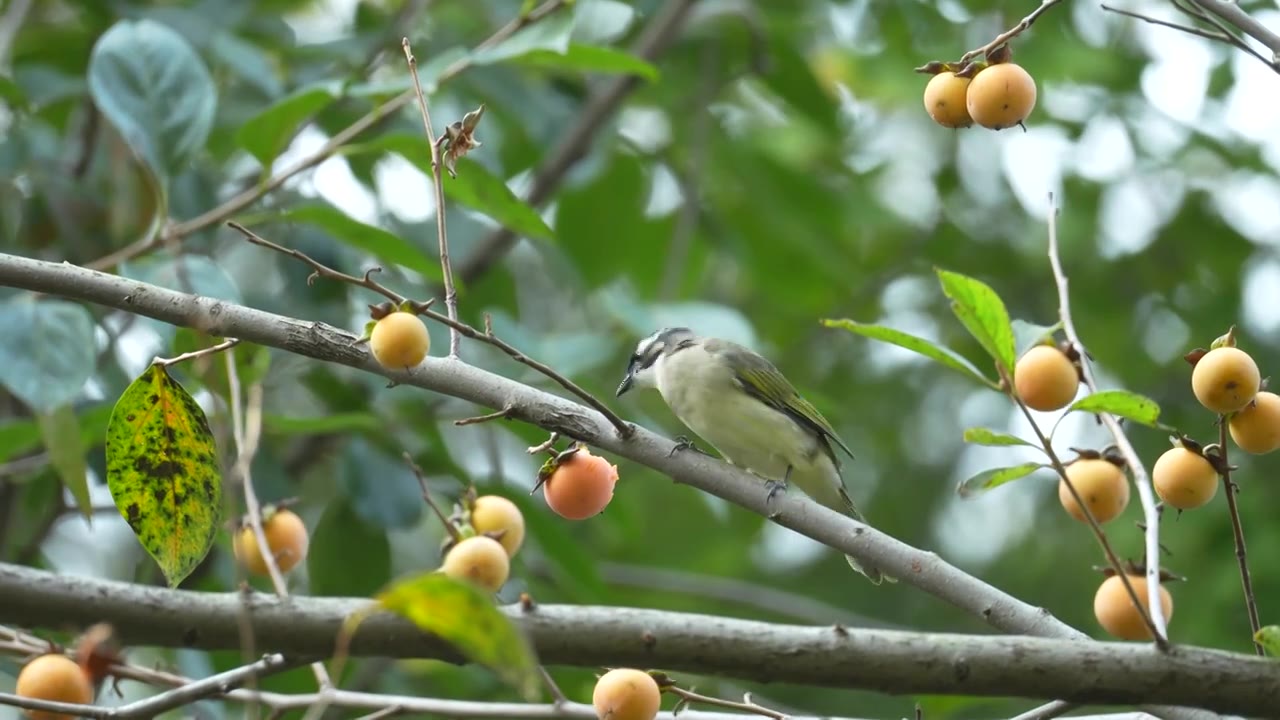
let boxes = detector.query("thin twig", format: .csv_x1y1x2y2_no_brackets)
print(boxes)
959,0,1065,63
537,666,568,705
526,432,561,456
405,452,462,543
154,338,241,367
83,0,574,272
1101,4,1236,42
402,38,460,358
353,706,404,720
1008,700,1080,720
455,407,514,426
1216,419,1264,654
226,354,334,690
1044,193,1169,645
663,684,788,720
228,223,633,436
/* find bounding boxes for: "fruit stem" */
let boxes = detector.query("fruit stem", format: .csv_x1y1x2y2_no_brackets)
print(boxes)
958,0,1066,65
1216,419,1265,655
404,453,463,543
661,682,788,720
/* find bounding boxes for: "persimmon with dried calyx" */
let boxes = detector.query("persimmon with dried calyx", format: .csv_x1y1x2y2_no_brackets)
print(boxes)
1094,573,1173,641
592,668,661,720
1058,457,1129,524
1191,346,1259,415
15,653,94,720
923,71,973,128
966,62,1037,130
441,535,510,593
1229,391,1280,454
1014,344,1079,412
539,445,619,520
233,508,310,577
1152,445,1218,510
469,494,526,557
369,311,430,370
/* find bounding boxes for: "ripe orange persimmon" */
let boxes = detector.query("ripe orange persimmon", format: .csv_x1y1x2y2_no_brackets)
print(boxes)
592,668,661,720
15,654,93,720
233,509,310,576
1094,574,1173,641
441,535,510,593
1058,458,1129,524
543,448,618,520
1014,344,1079,412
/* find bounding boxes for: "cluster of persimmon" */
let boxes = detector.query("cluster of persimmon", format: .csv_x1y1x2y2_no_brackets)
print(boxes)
440,494,526,593
920,47,1037,130
1012,342,1174,640
233,507,310,578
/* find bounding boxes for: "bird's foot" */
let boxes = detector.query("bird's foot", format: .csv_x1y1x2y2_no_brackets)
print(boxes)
763,478,788,519
668,435,703,458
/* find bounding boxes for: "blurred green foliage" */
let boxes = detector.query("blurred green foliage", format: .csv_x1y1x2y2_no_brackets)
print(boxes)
2,0,1279,717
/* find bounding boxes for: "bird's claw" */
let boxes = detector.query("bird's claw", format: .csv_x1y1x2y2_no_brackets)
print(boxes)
668,435,701,458
764,479,788,518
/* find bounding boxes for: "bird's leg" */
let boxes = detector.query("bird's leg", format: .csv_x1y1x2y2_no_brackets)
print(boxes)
668,435,705,458
763,465,793,519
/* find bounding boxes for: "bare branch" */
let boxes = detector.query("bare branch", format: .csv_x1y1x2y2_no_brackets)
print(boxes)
1182,0,1280,66
1215,420,1264,654
0,564,1273,714
959,0,1066,64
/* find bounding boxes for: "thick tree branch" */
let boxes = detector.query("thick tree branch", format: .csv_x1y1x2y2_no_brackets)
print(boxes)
456,0,699,283
0,254,1220,720
0,564,1271,714
1183,0,1280,64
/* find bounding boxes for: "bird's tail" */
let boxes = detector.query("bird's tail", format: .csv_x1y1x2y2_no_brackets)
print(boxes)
838,488,896,585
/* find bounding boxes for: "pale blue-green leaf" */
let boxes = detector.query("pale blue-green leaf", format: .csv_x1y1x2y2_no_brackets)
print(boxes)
962,427,1036,449
1011,319,1062,358
37,405,91,520
210,32,283,98
469,11,575,65
121,255,242,303
935,268,1017,378
276,205,441,280
87,19,217,181
513,44,658,81
535,331,614,378
340,438,423,530
572,0,637,44
957,463,1046,498
0,299,96,413
237,83,338,166
1068,390,1163,427
822,318,997,389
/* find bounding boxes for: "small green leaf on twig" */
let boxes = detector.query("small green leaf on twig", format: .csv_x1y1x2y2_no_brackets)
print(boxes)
1256,625,1280,657
821,319,998,390
935,268,1017,379
962,427,1036,448
1068,390,1162,427
957,462,1046,498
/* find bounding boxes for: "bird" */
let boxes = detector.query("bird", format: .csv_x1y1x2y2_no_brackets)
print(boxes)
615,327,888,584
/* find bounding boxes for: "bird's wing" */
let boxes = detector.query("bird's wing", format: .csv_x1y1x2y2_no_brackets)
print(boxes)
709,340,856,465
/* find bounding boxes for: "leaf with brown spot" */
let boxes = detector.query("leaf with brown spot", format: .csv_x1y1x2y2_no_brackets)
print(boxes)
106,363,222,587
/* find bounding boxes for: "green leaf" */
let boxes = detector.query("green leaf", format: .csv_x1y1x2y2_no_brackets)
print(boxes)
309,498,391,597
276,205,442,281
821,319,997,389
106,364,223,587
354,135,554,243
0,419,42,466
37,405,91,520
87,18,217,182
1068,390,1163,427
1256,625,1280,657
377,572,540,700
237,83,339,167
957,463,1046,498
513,43,658,81
962,427,1035,449
0,298,97,414
469,10,575,66
935,268,1017,378
264,412,382,436
443,158,555,241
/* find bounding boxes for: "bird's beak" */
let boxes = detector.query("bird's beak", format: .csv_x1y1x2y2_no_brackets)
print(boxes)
616,373,634,397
